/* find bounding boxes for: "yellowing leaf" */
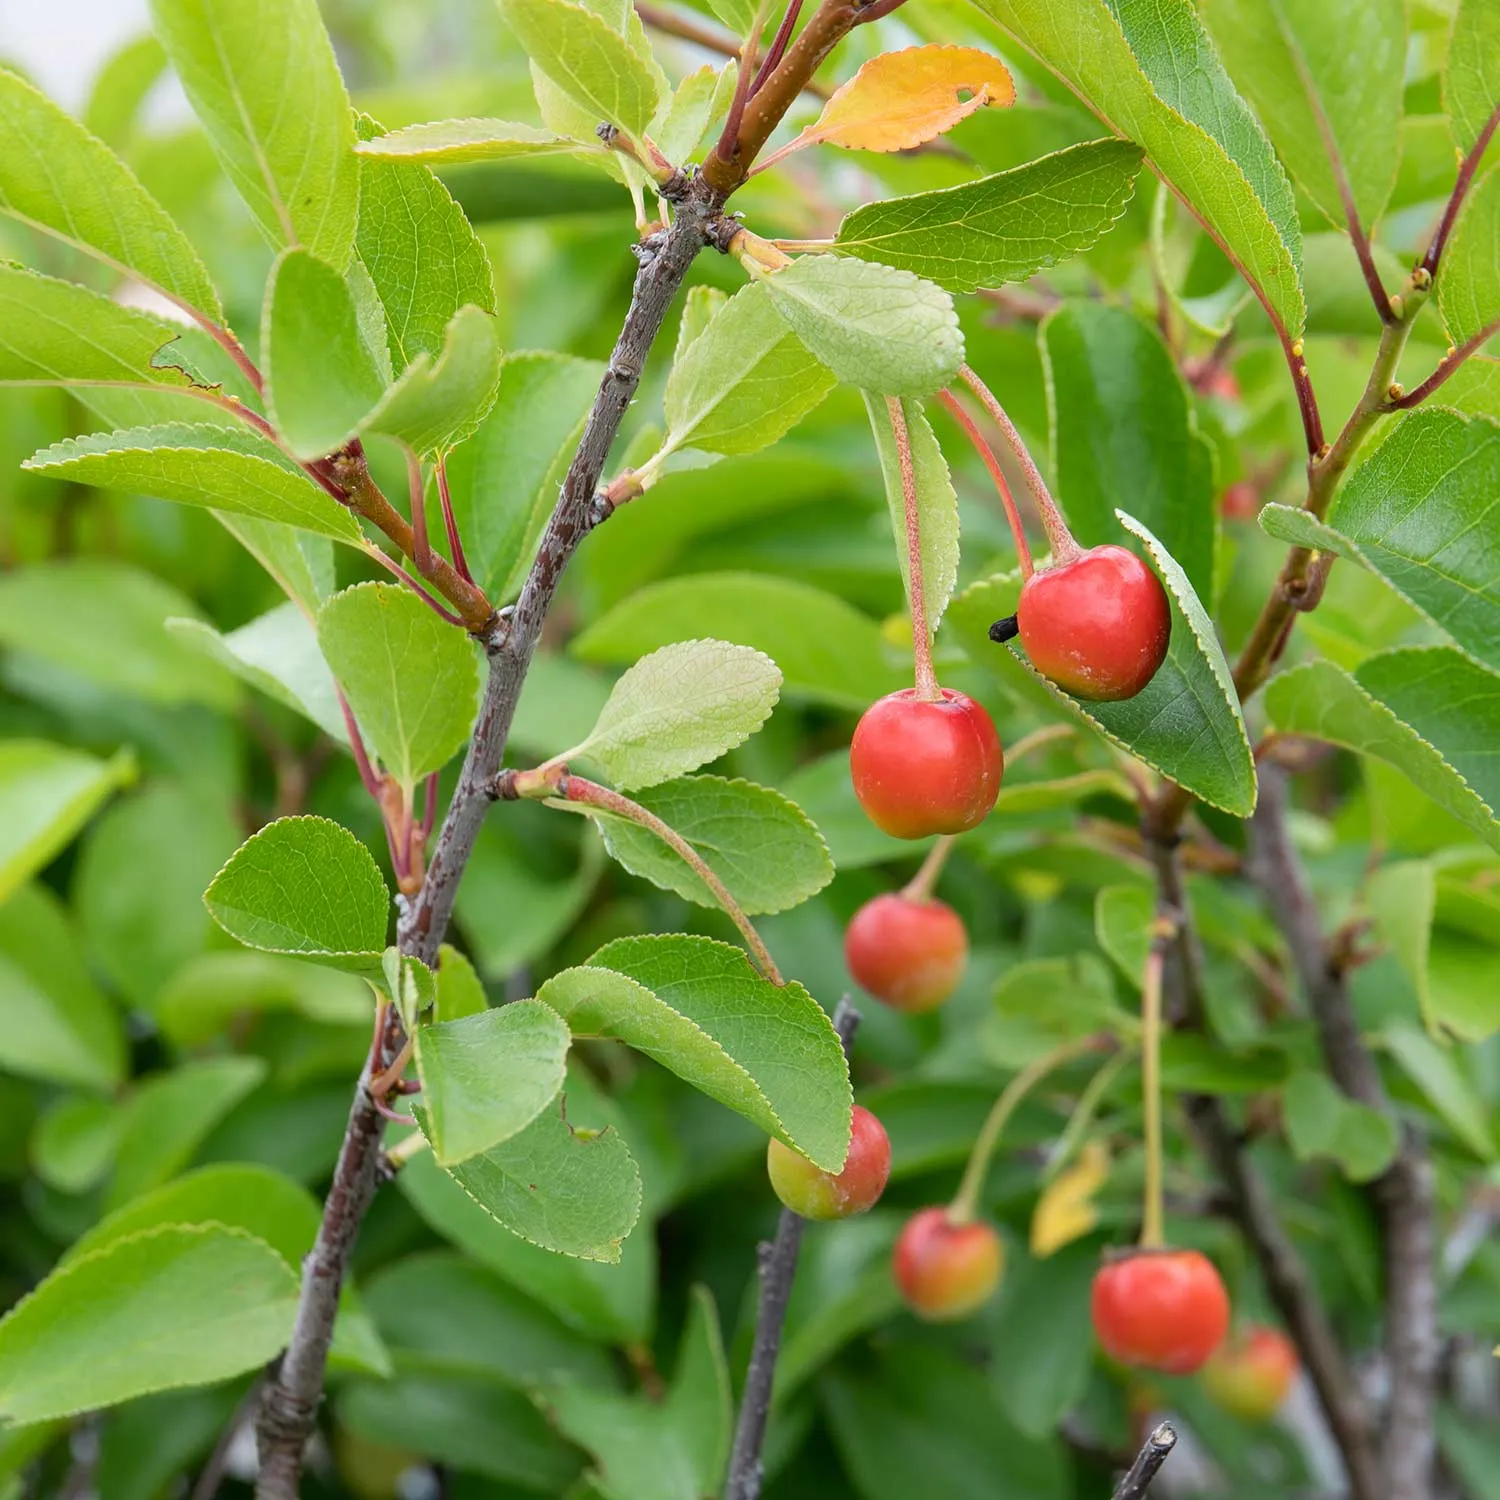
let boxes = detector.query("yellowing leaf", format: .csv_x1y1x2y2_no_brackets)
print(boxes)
764,46,1014,168
1030,1140,1109,1258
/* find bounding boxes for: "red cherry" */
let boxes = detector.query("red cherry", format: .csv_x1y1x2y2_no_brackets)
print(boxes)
766,1104,891,1221
1016,545,1171,701
1091,1249,1230,1374
850,689,1003,839
1202,1324,1298,1421
845,892,967,1013
893,1207,1004,1321
1219,481,1260,522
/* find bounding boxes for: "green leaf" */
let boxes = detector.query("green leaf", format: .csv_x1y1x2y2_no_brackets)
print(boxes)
149,0,359,266
362,1249,619,1387
566,639,780,792
76,781,241,1010
216,515,336,617
317,583,479,789
0,559,237,708
1094,883,1155,987
969,0,1304,338
500,0,662,140
84,35,168,146
1437,163,1500,348
661,282,835,458
543,1285,730,1500
541,933,852,1171
0,884,124,1092
1446,0,1500,156
950,517,1256,817
573,574,904,710
0,742,132,906
0,1225,298,1423
1366,860,1437,1034
834,139,1145,293
398,1149,654,1342
263,250,387,460
339,1371,583,1489
66,1162,387,1374
435,944,489,1022
354,119,496,373
1282,1069,1398,1182
1041,301,1216,602
760,257,963,397
1266,650,1500,850
204,815,391,973
655,61,737,164
414,1000,570,1165
863,394,959,635
1383,1024,1497,1159
777,751,919,870
31,1094,121,1194
416,1092,642,1260
0,67,220,321
167,604,349,745
154,950,367,1047
0,263,191,389
23,423,364,544
355,117,577,165
443,350,604,600
359,305,503,455
586,774,834,914
822,1342,1069,1500
983,954,1129,1067
1324,410,1500,675
109,1056,267,1208
1199,0,1405,230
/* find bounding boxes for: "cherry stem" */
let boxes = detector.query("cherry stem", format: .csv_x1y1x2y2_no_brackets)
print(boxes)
958,365,1081,566
1140,914,1174,1250
901,835,955,902
362,543,469,628
949,1033,1101,1225
936,388,1034,579
1002,722,1074,771
1042,1048,1131,1183
886,396,941,701
435,454,474,585
558,775,784,985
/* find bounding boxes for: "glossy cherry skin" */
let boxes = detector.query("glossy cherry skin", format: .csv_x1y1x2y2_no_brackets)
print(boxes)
1016,545,1171,701
1202,1325,1298,1421
845,892,967,1013
767,1105,891,1221
893,1208,1004,1321
850,689,1003,839
1091,1249,1230,1374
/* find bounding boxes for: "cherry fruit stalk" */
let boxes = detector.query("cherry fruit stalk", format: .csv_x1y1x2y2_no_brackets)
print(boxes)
1091,1248,1230,1374
893,1208,1003,1320
767,1104,891,1221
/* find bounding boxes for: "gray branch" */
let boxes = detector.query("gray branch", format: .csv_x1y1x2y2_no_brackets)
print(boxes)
1250,762,1438,1500
251,175,727,1500
1142,831,1383,1500
724,999,861,1500
1111,1422,1177,1500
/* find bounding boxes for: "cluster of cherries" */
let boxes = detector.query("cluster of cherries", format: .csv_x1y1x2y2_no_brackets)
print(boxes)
759,522,1301,1403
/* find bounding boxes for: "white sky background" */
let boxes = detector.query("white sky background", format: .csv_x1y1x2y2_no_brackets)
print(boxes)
0,0,152,109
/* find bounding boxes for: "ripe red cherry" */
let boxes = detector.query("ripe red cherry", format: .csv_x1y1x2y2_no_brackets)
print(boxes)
1202,1324,1298,1421
849,689,1003,839
1091,1249,1230,1374
893,1208,1004,1321
1016,545,1171,701
845,892,967,1013
766,1104,891,1221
